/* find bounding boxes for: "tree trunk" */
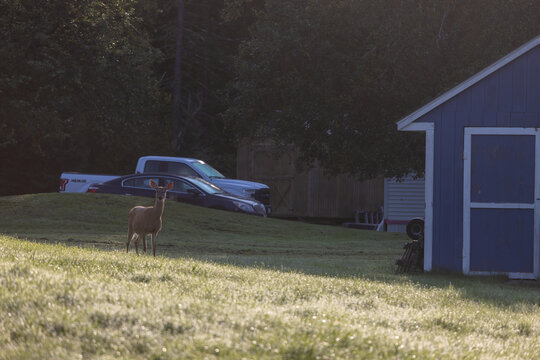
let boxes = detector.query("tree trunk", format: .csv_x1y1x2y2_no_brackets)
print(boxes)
172,0,185,154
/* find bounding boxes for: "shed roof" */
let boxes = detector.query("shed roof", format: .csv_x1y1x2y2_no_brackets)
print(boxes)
397,34,540,131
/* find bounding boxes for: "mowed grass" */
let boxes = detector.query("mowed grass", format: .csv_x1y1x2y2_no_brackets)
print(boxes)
0,194,539,359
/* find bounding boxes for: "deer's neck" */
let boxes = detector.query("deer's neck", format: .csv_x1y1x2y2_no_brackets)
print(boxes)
153,198,165,217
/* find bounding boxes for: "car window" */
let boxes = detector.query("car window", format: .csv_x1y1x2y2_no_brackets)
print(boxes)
168,162,199,177
143,160,166,173
168,179,198,193
188,177,224,194
123,177,160,189
143,160,200,177
190,161,225,179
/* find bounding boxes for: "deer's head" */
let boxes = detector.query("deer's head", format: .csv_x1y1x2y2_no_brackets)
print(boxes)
149,180,174,202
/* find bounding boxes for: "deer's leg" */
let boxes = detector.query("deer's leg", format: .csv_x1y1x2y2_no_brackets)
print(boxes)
135,235,140,255
127,225,134,253
142,234,147,254
151,232,158,257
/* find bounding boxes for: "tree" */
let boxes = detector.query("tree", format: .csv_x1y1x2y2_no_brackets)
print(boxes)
0,0,168,194
133,0,253,176
225,0,540,179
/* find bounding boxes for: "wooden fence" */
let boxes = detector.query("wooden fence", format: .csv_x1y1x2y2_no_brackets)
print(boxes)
237,141,383,218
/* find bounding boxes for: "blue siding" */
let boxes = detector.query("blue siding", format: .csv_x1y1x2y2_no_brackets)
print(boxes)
497,65,513,113
527,47,540,112
470,209,534,273
512,55,527,113
484,69,499,111
471,135,535,204
418,44,540,273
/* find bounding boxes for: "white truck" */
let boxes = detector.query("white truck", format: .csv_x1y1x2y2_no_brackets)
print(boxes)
60,155,271,213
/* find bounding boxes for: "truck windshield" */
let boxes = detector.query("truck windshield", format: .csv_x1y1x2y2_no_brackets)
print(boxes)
188,177,224,194
190,161,225,179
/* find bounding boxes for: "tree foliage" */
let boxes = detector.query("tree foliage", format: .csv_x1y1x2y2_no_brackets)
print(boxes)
226,0,540,179
133,0,254,176
0,0,169,194
1,0,539,196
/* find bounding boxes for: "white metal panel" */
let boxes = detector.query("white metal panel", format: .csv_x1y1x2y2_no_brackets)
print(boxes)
384,176,426,221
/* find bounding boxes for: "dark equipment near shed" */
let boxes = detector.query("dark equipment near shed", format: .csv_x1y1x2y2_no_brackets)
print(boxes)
396,218,425,273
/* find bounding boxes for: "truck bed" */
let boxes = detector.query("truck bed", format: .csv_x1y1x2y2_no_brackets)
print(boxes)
60,172,120,193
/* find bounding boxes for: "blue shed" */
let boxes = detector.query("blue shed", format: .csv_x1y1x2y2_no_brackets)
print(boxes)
397,35,540,279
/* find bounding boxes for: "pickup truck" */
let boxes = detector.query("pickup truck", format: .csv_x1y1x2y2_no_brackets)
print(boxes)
60,155,271,213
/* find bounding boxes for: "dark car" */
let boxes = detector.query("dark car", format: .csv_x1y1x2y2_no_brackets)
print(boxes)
89,173,267,217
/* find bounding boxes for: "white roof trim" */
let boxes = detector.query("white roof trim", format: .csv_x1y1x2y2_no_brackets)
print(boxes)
397,34,540,131
400,122,434,132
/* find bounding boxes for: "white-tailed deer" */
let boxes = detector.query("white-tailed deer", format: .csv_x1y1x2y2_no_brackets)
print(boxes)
127,180,173,256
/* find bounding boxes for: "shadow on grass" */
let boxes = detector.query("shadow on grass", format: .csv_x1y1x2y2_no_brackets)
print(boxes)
3,192,538,313
20,233,540,310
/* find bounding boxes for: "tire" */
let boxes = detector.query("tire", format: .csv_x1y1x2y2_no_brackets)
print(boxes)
406,218,424,241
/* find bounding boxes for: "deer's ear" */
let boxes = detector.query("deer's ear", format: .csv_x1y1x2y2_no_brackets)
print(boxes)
149,180,157,188
166,182,174,190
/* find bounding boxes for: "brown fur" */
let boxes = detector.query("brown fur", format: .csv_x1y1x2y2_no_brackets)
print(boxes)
127,180,173,256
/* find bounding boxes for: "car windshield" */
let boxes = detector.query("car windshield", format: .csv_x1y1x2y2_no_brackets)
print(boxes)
188,177,225,194
190,161,225,179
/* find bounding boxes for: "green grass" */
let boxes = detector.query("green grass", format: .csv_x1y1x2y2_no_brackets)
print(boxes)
1,193,539,359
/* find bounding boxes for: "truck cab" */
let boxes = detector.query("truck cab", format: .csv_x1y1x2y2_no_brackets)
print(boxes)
135,156,271,214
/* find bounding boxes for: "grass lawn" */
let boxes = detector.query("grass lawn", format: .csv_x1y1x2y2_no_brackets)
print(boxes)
0,193,539,359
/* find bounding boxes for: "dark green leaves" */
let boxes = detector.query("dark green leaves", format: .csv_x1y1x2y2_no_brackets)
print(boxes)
226,0,540,179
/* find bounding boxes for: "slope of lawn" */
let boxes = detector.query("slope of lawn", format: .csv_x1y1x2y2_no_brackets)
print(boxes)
0,193,539,359
0,193,404,277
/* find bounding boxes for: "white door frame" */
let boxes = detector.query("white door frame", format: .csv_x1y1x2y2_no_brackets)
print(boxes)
463,127,540,279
